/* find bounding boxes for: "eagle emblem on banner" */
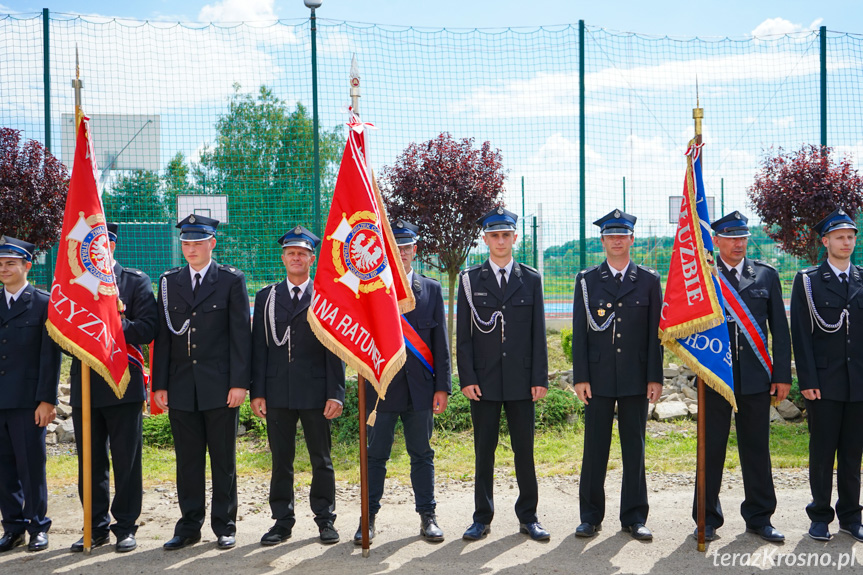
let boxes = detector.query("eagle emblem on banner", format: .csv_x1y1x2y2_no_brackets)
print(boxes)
65,212,117,299
330,210,395,296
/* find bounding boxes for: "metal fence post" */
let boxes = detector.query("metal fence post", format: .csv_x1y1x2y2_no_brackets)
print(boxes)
43,8,51,152
579,20,586,271
820,25,827,151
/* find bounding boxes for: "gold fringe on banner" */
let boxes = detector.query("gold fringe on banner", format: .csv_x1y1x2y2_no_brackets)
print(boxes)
45,319,131,400
663,337,738,412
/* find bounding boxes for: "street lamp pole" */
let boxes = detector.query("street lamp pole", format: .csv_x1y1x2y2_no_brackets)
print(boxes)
305,0,323,237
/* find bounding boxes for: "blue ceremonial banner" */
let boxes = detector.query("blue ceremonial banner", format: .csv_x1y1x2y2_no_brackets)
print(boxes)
660,140,736,409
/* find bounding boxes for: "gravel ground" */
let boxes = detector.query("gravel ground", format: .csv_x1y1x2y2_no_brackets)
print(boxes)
1,465,860,574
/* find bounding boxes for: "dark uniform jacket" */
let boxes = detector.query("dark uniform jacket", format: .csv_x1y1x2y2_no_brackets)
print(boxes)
367,272,451,412
718,258,791,395
457,259,548,402
791,261,863,402
572,261,663,397
0,284,61,409
152,261,252,412
250,279,345,409
71,263,159,408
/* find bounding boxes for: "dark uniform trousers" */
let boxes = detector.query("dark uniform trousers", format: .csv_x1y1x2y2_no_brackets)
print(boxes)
572,261,663,527
693,259,791,529
0,285,61,537
791,262,863,526
457,260,548,526
250,280,345,529
366,272,451,517
70,263,158,538
153,261,251,539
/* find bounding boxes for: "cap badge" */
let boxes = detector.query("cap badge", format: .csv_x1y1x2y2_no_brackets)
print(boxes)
0,237,5,246
614,209,621,218
735,211,741,219
497,207,504,215
397,221,403,228
294,226,301,233
839,208,846,215
189,215,196,223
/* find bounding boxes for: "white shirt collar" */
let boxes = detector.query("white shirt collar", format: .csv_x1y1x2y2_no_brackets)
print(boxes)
4,281,28,307
286,277,311,297
489,258,514,286
189,260,212,284
828,260,852,280
719,257,744,277
606,260,631,278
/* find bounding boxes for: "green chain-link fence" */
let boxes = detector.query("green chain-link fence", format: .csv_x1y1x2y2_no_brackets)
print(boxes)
2,11,862,318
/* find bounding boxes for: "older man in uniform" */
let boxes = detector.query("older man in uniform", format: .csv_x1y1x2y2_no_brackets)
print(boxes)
0,237,60,553
355,219,451,545
791,207,863,542
458,207,550,542
251,226,345,545
572,209,662,541
691,212,790,543
69,223,159,553
152,214,251,551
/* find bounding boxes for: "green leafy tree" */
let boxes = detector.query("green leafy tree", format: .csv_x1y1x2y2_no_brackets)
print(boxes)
196,84,343,277
162,151,190,222
102,169,168,222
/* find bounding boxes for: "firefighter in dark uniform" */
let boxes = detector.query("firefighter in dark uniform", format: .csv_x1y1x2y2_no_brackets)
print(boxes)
0,237,60,553
251,226,345,546
354,219,451,545
152,214,252,551
791,207,863,543
572,210,662,541
458,207,550,542
70,223,159,553
691,212,790,543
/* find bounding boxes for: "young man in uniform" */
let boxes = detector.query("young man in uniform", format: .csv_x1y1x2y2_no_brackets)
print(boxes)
0,237,61,553
457,207,550,542
251,226,345,545
355,219,451,544
153,214,251,551
572,209,662,541
791,207,863,542
692,212,790,543
70,223,159,553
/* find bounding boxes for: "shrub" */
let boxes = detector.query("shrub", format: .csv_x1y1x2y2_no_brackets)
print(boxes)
560,328,573,363
142,413,173,447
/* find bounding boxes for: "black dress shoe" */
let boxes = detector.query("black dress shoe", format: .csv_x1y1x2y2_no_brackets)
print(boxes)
261,525,292,546
693,525,718,541
747,524,785,543
420,513,444,542
0,532,25,552
71,534,109,552
217,535,236,549
520,522,551,541
353,517,375,545
808,522,832,541
462,522,490,541
840,523,863,542
623,523,653,541
163,534,201,550
115,534,137,553
575,522,601,538
319,522,339,544
27,532,48,552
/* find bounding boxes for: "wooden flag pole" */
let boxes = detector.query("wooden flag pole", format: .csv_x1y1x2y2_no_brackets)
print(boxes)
357,374,371,557
696,376,706,551
81,364,93,554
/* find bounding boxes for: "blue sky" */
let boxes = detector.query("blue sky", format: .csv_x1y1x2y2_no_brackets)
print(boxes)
2,0,862,36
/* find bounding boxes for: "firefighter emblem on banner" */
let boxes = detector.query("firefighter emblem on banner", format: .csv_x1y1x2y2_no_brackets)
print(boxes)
330,210,395,296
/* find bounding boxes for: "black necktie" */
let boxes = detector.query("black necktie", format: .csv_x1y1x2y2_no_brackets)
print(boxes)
292,286,301,307
840,272,849,295
6,297,13,310
499,268,508,293
193,273,202,298
614,272,622,287
727,267,740,290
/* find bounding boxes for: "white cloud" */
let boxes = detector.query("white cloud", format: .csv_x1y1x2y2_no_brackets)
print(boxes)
198,0,277,23
750,17,823,38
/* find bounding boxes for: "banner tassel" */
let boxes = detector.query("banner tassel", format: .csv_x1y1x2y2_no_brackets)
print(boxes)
366,396,381,427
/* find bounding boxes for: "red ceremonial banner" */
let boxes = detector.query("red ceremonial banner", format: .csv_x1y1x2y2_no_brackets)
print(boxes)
46,115,130,398
658,140,724,341
309,111,415,398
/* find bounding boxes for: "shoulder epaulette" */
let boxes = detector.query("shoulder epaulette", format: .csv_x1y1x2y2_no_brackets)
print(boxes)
219,264,243,275
802,266,818,275
637,264,659,276
34,288,50,297
160,267,182,278
461,264,482,276
520,263,538,273
123,267,143,276
750,259,776,271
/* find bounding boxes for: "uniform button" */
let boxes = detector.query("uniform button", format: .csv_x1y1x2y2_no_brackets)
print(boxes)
193,360,197,365
1,339,5,344
616,333,621,338
0,370,4,375
192,312,197,317
502,352,507,357
191,328,196,332
617,318,622,322
1,355,5,360
192,344,197,349
616,348,621,353
212,304,217,308
618,303,623,307
739,346,744,350
502,305,506,310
